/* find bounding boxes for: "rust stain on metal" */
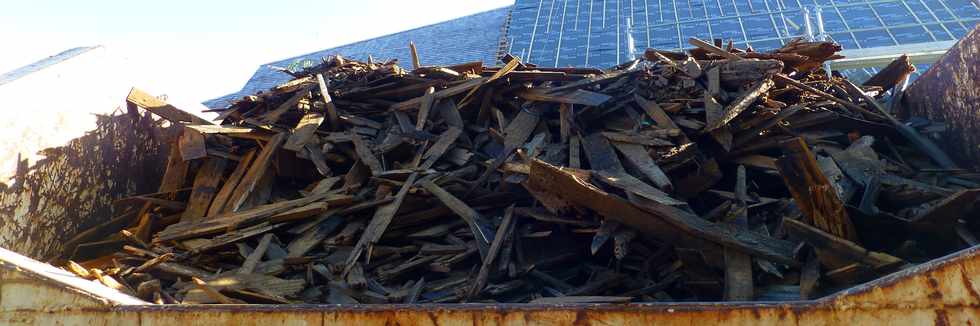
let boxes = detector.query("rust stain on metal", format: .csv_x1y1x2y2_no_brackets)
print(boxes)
904,25,980,169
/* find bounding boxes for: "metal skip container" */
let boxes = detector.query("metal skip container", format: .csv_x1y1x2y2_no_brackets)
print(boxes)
2,27,980,326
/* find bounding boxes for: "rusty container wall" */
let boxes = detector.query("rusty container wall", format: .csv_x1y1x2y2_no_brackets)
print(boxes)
2,26,980,326
902,26,980,169
0,112,177,261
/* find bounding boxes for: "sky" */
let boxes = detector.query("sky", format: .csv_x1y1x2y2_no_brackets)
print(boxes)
0,0,513,104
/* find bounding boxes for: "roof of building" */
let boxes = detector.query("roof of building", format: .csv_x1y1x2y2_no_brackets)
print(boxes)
204,6,512,109
0,46,101,87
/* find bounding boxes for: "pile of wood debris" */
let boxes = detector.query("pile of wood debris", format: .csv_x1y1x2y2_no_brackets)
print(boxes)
61,38,980,305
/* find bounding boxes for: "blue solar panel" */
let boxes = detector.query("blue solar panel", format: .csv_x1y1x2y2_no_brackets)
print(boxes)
507,0,980,68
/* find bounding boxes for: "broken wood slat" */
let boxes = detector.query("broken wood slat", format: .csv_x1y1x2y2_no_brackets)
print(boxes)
420,127,462,169
723,166,753,301
286,216,344,258
415,87,437,131
908,189,980,232
420,180,493,259
601,132,673,147
595,170,686,206
773,74,885,121
688,38,742,60
190,277,245,304
316,74,341,130
132,145,191,242
705,79,773,132
777,137,858,241
284,113,324,152
466,205,516,300
240,233,273,274
391,77,489,111
350,133,383,175
207,149,257,217
841,80,957,170
783,218,904,271
226,133,286,213
528,159,797,266
260,86,311,124
185,124,256,134
127,87,213,125
157,192,338,242
344,173,419,276
179,128,208,161
181,158,228,222
409,41,421,70
863,54,915,93
517,89,613,107
611,142,672,190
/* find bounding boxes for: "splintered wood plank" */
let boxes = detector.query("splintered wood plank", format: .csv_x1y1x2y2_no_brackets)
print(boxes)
723,165,753,301
581,133,626,173
707,66,721,95
569,135,582,168
239,233,273,274
783,218,904,271
611,142,672,191
528,159,797,266
226,133,286,213
689,37,742,60
559,104,573,143
132,144,190,241
269,202,331,223
908,189,980,232
207,149,257,217
517,89,613,106
595,170,685,206
127,87,213,125
181,158,228,222
420,127,462,169
316,74,341,130
420,180,493,260
287,216,344,258
466,205,516,300
634,94,690,144
261,86,311,124
470,108,542,190
704,91,725,129
158,195,339,243
304,143,332,176
185,124,256,134
409,41,421,70
284,113,324,151
179,128,208,161
776,137,858,241
601,132,673,147
841,80,957,169
344,173,419,276
705,79,773,132
392,77,489,111
350,133,383,175
415,87,437,130
189,277,245,304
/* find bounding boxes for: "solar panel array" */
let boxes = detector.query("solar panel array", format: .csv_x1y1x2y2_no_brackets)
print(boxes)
506,0,980,68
